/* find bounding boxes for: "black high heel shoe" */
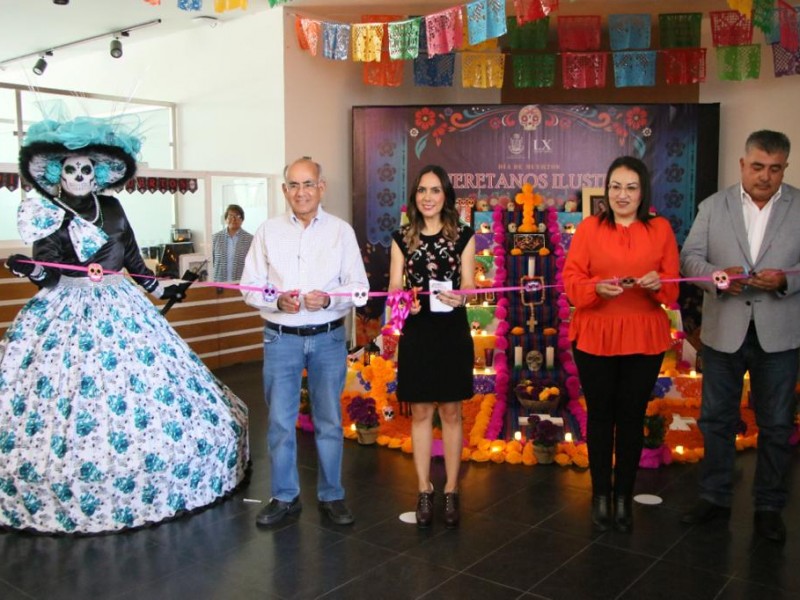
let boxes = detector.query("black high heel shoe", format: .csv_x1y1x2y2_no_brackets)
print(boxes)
444,492,460,529
591,495,612,531
614,495,633,533
415,489,434,529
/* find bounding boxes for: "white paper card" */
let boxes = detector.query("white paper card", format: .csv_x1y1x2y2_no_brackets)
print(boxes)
429,279,453,313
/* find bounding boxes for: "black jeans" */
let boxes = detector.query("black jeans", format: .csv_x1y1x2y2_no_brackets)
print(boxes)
573,346,664,496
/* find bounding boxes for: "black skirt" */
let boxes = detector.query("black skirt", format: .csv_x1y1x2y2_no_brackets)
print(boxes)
396,307,474,403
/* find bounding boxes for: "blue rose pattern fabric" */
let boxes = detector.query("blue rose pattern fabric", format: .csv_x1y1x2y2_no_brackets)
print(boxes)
17,195,109,262
0,276,249,534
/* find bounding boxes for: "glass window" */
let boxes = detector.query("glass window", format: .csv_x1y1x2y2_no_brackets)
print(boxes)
0,87,20,164
0,82,175,245
18,90,174,170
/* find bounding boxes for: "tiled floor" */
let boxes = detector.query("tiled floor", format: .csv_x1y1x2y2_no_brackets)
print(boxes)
2,361,800,599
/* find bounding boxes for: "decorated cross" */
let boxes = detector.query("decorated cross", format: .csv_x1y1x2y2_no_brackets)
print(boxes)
514,182,543,233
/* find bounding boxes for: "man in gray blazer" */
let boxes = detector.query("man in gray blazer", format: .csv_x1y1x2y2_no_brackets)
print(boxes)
680,130,799,543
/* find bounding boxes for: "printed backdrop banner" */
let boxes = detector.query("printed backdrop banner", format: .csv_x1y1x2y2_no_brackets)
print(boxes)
352,103,719,341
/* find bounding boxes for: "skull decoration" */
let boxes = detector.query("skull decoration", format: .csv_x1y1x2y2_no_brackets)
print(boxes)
526,350,544,372
507,222,518,233
524,279,543,293
61,156,96,197
619,277,637,288
262,282,278,302
712,270,730,290
86,263,104,283
351,286,369,307
382,405,395,421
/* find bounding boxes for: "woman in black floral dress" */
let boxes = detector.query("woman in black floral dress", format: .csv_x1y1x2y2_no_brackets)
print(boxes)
389,165,475,529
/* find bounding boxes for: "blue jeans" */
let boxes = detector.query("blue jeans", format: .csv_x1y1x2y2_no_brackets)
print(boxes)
262,324,348,502
699,323,799,510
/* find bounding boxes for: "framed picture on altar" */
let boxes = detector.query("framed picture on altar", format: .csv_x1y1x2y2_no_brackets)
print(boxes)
582,187,607,218
512,233,545,254
471,209,494,234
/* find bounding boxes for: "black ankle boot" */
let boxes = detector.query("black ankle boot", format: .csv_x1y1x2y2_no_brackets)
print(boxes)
415,490,434,529
614,495,633,533
591,495,612,531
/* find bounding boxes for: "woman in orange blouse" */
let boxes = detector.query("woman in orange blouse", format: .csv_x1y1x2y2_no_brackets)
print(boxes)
563,156,679,533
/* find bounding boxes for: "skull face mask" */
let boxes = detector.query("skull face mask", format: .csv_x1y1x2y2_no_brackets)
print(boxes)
61,156,96,197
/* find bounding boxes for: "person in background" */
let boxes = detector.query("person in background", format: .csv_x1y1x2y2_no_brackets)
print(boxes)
563,156,679,533
680,130,800,543
241,157,369,527
389,164,475,529
211,204,253,282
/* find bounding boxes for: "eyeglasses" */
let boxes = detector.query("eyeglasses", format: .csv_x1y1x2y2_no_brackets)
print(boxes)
226,214,243,220
286,180,320,193
608,183,640,195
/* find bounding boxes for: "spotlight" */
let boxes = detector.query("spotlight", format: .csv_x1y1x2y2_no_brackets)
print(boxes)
109,38,123,59
53,0,69,4
33,56,48,76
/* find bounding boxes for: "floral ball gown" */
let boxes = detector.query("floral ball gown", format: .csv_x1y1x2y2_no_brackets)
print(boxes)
0,194,250,534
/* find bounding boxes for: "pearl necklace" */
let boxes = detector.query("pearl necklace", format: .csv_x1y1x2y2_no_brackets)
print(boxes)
54,192,103,226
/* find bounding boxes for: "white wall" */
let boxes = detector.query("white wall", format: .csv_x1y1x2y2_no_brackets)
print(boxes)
0,11,286,177
699,16,800,190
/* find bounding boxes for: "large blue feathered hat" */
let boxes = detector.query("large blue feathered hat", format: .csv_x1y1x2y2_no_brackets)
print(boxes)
19,116,141,199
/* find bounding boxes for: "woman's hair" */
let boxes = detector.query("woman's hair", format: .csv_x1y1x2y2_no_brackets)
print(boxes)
225,204,244,220
599,155,654,227
403,164,460,252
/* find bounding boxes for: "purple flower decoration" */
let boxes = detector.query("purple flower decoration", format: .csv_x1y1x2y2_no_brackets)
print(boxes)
347,396,380,429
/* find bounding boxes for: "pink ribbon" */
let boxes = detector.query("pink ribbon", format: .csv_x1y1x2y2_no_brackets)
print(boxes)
382,289,412,335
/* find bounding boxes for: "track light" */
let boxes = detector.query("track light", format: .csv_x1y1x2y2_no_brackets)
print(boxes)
33,56,48,76
53,0,70,5
0,19,160,71
109,38,123,59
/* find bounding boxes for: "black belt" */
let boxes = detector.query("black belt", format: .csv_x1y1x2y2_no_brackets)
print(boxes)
266,317,345,337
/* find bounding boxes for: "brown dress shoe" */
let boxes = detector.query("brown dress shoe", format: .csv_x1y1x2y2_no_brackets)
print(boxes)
255,496,301,526
416,491,434,528
444,492,460,529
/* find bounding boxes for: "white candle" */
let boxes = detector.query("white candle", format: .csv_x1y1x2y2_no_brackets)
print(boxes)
351,306,357,348
514,346,523,367
564,432,573,443
527,256,535,277
545,346,554,369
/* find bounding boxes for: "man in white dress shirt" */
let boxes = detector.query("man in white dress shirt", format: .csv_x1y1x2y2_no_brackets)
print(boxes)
241,157,369,526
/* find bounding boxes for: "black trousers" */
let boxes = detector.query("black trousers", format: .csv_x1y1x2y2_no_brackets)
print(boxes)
573,346,664,496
